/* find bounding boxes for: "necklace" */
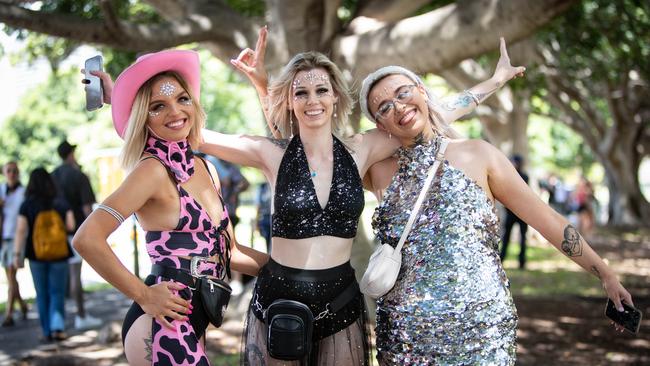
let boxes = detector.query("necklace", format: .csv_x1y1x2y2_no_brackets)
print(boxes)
306,159,317,178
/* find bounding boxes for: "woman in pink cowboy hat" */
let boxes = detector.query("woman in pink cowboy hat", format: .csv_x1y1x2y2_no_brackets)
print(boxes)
73,50,268,365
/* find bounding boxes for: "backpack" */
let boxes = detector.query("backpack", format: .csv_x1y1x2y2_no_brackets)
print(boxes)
33,208,69,261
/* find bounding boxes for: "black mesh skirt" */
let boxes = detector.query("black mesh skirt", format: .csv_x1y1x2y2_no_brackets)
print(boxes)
241,258,371,365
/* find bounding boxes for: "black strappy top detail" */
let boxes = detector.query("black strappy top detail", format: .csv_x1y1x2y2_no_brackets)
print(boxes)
272,135,364,239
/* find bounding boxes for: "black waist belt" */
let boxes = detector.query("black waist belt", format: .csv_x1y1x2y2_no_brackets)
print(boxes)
150,264,195,287
329,280,360,314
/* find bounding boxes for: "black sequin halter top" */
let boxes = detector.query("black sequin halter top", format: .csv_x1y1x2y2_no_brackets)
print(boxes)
272,135,364,239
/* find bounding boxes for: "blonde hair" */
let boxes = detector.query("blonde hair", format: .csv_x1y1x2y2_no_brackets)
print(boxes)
267,52,353,140
119,71,206,170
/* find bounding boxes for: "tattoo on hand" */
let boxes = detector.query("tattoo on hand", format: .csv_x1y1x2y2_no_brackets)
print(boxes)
561,224,583,257
265,137,289,149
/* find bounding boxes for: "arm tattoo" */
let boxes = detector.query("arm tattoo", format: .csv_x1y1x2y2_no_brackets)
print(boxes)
441,93,473,111
265,137,289,150
561,224,583,257
591,265,601,279
144,336,153,362
473,82,501,103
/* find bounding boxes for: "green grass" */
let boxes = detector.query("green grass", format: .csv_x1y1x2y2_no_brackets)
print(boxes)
506,268,602,297
501,241,603,297
210,353,240,365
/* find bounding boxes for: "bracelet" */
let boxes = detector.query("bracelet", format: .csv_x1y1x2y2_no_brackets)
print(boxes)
96,204,126,224
463,90,480,106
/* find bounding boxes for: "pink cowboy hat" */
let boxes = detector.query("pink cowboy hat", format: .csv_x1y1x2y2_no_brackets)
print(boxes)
111,49,200,138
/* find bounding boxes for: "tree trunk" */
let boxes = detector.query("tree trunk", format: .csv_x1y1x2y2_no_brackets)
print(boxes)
600,147,650,227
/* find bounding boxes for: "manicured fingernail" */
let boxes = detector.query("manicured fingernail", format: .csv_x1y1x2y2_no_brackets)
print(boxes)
188,309,192,314
189,303,193,309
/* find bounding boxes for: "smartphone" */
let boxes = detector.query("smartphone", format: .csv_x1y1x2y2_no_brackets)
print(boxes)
605,299,642,334
84,55,104,111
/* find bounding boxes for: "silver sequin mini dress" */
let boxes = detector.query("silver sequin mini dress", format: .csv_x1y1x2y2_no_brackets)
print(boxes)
372,137,517,365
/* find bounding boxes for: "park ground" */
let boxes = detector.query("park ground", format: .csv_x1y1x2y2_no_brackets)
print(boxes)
0,226,648,366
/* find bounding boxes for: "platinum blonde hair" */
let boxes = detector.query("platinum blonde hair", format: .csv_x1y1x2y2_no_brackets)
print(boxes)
359,65,460,139
119,71,206,170
268,52,353,140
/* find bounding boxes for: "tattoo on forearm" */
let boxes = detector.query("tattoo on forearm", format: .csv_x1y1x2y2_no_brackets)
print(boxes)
561,224,583,257
144,336,153,361
442,94,473,111
474,83,501,103
591,265,601,279
265,137,289,149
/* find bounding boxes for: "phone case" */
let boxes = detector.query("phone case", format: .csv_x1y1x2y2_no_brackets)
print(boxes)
605,299,642,334
85,55,104,111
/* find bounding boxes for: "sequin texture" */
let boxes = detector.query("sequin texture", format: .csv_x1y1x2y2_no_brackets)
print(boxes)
372,137,518,365
272,135,364,239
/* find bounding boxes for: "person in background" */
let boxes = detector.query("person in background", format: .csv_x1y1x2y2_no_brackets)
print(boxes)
0,161,29,327
255,181,272,252
573,176,595,239
500,155,530,269
52,139,102,330
14,167,75,342
221,160,250,229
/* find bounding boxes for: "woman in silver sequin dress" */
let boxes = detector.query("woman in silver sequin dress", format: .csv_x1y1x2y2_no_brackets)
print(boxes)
358,43,634,365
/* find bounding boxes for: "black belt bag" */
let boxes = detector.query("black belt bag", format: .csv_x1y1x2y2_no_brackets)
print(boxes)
258,280,360,361
151,261,232,328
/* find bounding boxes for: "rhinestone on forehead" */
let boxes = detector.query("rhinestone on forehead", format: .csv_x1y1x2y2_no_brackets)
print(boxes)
158,81,176,97
292,71,330,89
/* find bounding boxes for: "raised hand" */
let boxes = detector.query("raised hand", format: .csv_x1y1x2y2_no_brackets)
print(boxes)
139,281,192,329
81,69,114,104
230,26,269,91
492,37,526,85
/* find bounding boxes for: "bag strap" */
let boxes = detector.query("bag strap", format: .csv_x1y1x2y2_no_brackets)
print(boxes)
257,280,360,321
394,138,449,254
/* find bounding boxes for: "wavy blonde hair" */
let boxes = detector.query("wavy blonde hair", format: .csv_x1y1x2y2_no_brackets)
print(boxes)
119,71,206,170
267,52,353,140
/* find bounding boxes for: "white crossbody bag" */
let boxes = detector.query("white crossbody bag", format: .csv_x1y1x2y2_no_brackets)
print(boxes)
360,138,449,298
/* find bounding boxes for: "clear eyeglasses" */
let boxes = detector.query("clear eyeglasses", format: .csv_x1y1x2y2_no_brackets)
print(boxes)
374,84,417,122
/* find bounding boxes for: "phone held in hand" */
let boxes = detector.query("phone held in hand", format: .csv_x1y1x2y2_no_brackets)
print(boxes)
605,299,642,334
84,55,104,111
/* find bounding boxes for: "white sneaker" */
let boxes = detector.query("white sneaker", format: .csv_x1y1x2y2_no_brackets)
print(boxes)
75,315,102,330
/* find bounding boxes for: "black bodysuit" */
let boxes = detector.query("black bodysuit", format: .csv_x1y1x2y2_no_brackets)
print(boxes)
272,135,364,239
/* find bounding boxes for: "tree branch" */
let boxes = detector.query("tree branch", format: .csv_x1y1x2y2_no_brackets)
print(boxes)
338,0,578,79
354,0,432,22
0,2,255,55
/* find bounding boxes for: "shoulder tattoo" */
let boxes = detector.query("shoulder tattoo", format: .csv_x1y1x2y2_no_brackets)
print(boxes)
265,137,290,150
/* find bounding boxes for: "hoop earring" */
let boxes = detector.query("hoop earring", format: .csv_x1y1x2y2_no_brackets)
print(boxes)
333,103,337,118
